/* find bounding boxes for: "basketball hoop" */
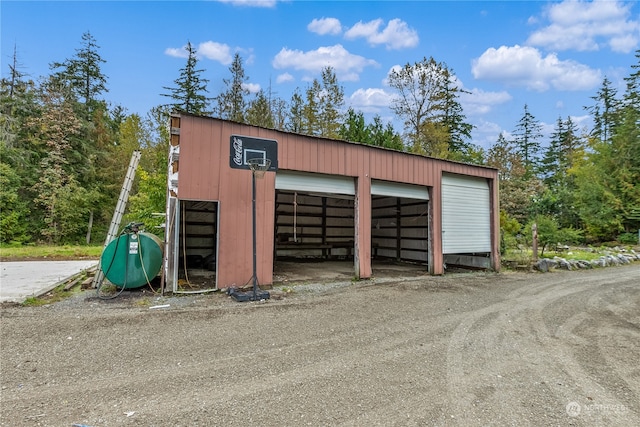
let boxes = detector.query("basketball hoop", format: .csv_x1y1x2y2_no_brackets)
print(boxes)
229,157,272,302
247,158,271,179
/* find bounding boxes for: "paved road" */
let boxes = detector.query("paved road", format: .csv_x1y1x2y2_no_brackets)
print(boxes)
0,261,97,303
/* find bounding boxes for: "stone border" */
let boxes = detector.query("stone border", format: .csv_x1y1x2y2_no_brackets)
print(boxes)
535,249,640,272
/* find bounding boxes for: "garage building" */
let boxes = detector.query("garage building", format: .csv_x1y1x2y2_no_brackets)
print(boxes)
163,113,500,292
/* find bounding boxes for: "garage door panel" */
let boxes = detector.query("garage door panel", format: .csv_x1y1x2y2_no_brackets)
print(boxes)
442,174,491,254
276,171,355,195
371,180,429,200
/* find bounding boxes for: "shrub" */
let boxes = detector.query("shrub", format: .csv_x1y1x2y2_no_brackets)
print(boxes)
618,232,639,245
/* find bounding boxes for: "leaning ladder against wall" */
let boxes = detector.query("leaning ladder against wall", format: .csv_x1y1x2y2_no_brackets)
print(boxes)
92,150,142,288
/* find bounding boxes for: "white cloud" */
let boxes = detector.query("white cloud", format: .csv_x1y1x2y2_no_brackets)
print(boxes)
243,82,261,93
276,72,294,84
527,0,639,53
197,41,233,65
272,44,379,82
216,0,278,8
472,45,601,91
568,114,592,132
349,88,394,113
308,17,342,36
165,47,189,58
460,88,512,116
344,18,419,50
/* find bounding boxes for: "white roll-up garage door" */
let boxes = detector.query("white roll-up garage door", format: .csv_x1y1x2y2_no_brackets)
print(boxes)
275,171,355,195
442,173,491,254
371,180,429,200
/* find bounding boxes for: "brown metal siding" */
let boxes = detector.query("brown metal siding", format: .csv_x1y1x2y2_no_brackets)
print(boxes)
174,115,499,287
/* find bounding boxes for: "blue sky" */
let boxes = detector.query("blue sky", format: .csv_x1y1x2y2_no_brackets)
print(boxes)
2,0,639,150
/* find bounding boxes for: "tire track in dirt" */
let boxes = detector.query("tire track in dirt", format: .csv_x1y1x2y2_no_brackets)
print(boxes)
445,267,640,426
2,267,638,426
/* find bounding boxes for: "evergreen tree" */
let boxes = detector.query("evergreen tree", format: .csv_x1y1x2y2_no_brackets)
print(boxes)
0,50,42,242
623,50,640,112
339,108,369,143
215,53,249,122
50,31,108,115
439,69,474,159
571,137,622,240
29,78,84,243
486,133,542,225
162,42,210,114
540,117,565,185
612,53,640,233
301,78,321,136
585,77,620,143
1,46,37,150
0,161,28,242
368,115,404,150
246,89,274,128
538,117,582,228
572,52,640,239
317,67,344,139
339,109,403,150
287,88,304,133
294,67,345,138
512,104,543,177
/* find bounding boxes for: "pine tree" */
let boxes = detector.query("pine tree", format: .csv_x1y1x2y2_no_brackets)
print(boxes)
439,68,473,160
317,67,344,139
585,77,620,144
338,109,403,150
1,45,37,150
339,108,369,143
162,42,210,114
486,133,543,225
287,88,304,133
50,31,108,115
540,117,565,185
29,78,83,243
613,50,640,232
302,79,321,136
215,53,249,122
512,104,543,177
368,115,403,150
623,49,640,113
538,116,582,228
246,90,274,128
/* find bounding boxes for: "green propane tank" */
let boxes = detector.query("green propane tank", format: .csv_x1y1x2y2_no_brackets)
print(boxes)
100,229,163,289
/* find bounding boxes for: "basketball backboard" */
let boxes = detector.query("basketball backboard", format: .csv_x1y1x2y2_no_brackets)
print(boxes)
229,135,278,171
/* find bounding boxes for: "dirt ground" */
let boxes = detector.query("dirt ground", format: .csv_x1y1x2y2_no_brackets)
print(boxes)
1,262,639,426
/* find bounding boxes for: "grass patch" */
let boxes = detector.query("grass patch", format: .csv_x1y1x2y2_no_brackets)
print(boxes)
21,282,84,306
133,298,152,307
0,244,102,260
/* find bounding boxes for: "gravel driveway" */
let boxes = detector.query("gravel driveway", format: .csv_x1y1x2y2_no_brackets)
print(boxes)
1,265,639,426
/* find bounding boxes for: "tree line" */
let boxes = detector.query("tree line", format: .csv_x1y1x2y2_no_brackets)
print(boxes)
1,32,638,249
